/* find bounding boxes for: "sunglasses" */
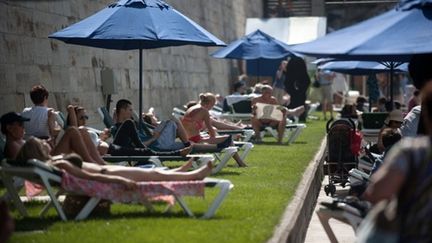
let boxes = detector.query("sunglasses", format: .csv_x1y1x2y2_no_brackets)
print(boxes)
80,115,89,120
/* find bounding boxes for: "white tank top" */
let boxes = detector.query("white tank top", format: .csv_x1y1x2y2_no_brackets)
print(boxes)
22,106,50,139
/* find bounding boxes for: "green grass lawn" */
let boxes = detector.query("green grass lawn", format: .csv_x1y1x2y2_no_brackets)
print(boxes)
8,117,326,243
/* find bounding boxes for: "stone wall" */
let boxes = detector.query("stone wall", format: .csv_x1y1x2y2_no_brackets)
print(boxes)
0,0,263,128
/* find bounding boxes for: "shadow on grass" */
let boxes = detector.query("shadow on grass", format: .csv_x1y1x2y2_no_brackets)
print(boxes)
213,170,241,176
14,216,59,232
257,141,287,146
14,209,229,231
291,141,307,145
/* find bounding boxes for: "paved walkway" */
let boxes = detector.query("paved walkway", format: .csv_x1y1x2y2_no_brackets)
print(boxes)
304,177,356,243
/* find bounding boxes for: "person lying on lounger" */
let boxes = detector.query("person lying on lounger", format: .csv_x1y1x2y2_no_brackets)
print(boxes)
16,137,213,189
1,112,107,165
112,99,222,155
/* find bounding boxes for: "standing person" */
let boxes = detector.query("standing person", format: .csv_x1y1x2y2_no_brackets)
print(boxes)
316,69,335,120
182,93,247,167
273,60,288,105
332,73,349,107
367,74,381,110
284,56,311,122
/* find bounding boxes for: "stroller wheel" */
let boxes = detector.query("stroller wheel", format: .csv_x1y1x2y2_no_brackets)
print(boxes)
324,184,336,197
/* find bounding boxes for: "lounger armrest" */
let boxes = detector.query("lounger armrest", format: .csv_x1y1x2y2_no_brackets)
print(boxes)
26,159,62,175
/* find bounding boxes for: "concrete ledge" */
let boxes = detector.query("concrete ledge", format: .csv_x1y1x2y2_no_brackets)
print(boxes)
268,137,327,243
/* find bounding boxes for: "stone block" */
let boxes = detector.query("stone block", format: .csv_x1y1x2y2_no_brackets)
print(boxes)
33,39,52,66
0,64,16,94
0,0,262,122
3,35,21,64
19,36,35,65
0,5,7,33
0,94,22,115
60,1,72,18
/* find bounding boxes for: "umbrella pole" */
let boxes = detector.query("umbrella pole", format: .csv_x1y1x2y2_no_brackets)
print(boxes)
257,60,260,83
139,48,143,127
390,62,394,109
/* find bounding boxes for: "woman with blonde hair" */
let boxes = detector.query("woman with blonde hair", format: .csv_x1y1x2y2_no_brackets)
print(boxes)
16,137,213,189
182,93,247,167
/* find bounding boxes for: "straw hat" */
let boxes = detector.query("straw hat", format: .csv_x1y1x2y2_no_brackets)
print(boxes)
385,109,404,124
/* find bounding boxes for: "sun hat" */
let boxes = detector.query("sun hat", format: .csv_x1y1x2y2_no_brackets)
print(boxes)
384,109,404,124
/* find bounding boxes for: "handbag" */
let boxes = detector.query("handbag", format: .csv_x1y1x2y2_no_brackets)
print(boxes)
313,79,320,88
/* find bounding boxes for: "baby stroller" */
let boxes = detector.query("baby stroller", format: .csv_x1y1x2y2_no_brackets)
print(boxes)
324,118,359,196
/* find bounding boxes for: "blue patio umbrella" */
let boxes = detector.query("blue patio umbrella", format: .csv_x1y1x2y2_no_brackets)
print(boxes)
292,0,432,102
49,0,225,120
319,60,408,110
319,61,408,75
292,0,432,62
211,29,296,60
211,29,298,79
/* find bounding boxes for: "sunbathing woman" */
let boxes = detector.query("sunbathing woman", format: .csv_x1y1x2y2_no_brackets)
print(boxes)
16,137,213,189
182,93,247,167
66,105,110,155
1,112,106,165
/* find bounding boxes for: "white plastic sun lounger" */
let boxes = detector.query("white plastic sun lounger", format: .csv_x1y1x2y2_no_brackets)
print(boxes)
1,159,233,220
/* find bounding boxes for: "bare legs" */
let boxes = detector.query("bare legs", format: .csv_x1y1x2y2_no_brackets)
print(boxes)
252,118,286,144
78,127,107,164
200,136,247,167
52,127,106,165
277,117,287,144
322,99,334,120
102,163,212,181
251,117,263,143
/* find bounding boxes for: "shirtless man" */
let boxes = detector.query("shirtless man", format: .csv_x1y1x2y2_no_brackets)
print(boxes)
251,85,304,144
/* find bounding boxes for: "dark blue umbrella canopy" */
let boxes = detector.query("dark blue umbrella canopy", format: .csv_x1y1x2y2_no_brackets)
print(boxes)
49,0,225,119
49,0,225,49
292,0,432,62
319,61,408,75
211,29,297,60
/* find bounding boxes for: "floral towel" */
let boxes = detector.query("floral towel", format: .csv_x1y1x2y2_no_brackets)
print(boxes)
25,181,44,197
61,172,205,205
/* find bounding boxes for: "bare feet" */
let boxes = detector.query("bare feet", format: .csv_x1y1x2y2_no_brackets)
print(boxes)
289,106,305,118
194,162,213,180
174,159,194,172
179,146,193,157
